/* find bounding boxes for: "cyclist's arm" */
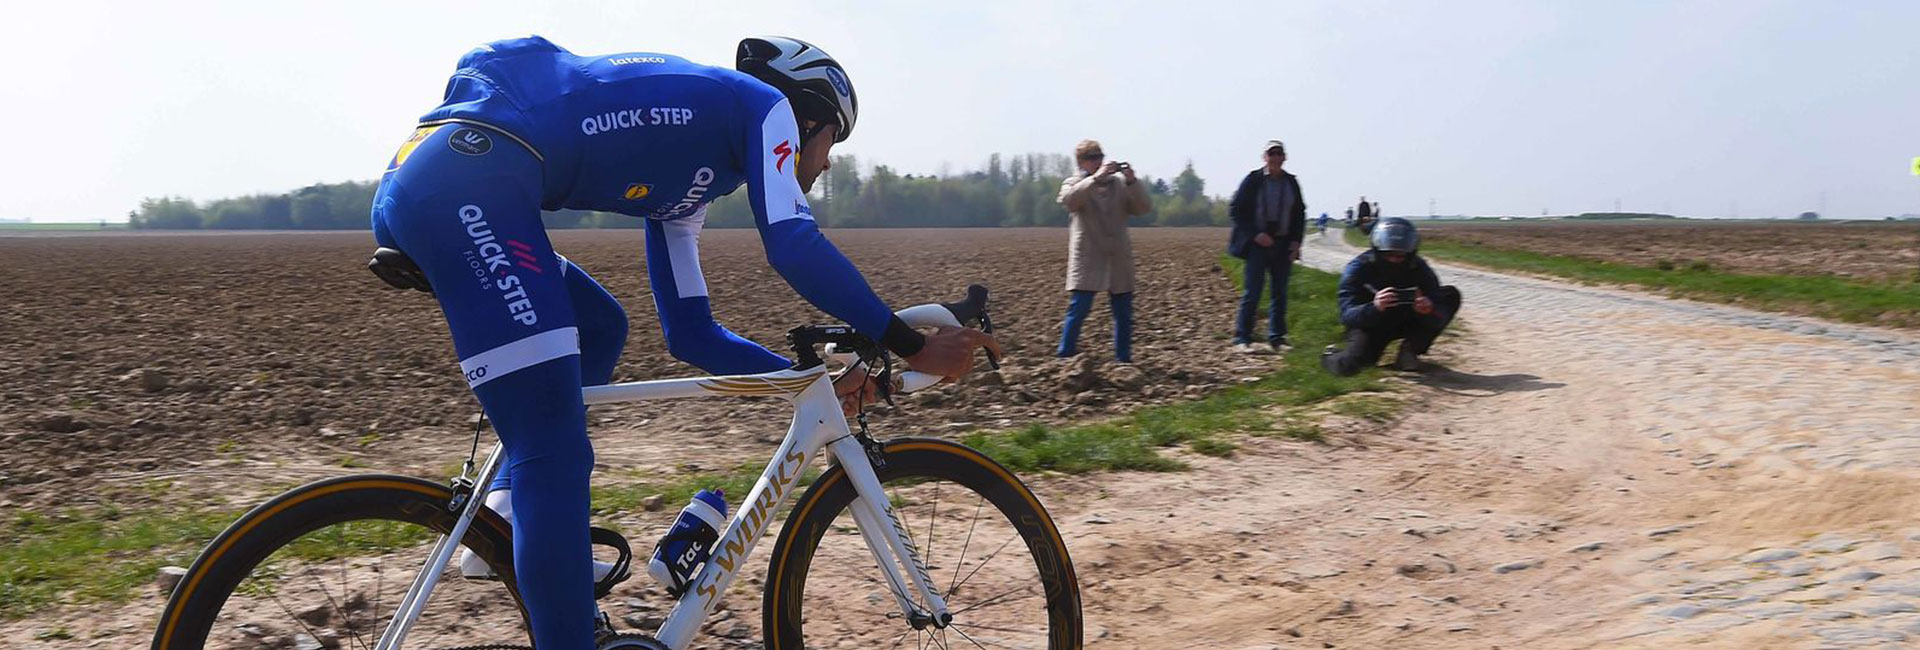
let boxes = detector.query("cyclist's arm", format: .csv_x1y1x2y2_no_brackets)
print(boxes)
645,206,792,375
743,97,924,357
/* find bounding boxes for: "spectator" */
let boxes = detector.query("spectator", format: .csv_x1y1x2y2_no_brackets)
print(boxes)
1226,139,1306,353
1355,196,1375,234
1056,139,1151,362
1345,206,1355,226
1322,218,1462,375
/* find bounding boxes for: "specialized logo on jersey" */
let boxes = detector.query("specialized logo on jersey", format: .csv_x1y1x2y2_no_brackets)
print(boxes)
449,128,493,156
623,183,653,200
648,168,717,220
793,202,813,217
457,205,539,326
386,125,443,172
773,140,794,173
580,107,697,135
608,55,667,65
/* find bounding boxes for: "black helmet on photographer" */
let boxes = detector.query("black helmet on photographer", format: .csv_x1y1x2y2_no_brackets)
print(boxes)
1370,217,1420,257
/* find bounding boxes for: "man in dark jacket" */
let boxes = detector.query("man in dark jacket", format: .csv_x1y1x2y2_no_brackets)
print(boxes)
1322,218,1462,374
1227,140,1307,353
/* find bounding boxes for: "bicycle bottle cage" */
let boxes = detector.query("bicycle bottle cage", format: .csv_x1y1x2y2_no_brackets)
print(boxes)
369,247,434,293
590,526,635,599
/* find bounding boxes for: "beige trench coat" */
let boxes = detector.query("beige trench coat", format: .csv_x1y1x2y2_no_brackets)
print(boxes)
1057,171,1152,293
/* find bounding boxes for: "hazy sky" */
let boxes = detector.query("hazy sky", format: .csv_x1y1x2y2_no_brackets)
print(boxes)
6,0,1916,221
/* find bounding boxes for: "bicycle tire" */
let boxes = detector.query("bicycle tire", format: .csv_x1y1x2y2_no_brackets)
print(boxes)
150,474,526,650
763,438,1082,649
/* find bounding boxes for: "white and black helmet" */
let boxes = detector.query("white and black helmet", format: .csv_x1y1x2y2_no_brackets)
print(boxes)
1370,217,1421,253
736,36,858,143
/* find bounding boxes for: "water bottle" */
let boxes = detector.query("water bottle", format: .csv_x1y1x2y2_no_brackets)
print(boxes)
648,489,728,595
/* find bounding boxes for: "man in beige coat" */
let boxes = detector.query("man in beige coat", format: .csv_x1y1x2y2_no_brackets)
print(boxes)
1056,139,1152,362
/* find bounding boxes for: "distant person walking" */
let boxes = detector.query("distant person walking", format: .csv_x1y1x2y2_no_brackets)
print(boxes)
1056,139,1151,362
1226,139,1306,354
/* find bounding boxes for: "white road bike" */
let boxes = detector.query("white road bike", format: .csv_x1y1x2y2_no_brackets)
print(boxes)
151,286,1081,650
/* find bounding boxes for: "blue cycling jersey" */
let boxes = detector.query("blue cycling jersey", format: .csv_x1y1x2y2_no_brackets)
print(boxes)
369,36,894,649
411,35,889,353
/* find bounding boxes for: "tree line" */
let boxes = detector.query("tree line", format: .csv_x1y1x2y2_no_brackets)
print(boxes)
129,153,1231,230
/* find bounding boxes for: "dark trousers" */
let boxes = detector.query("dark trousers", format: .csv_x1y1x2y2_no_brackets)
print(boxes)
1234,245,1293,345
1325,286,1462,376
1058,290,1133,362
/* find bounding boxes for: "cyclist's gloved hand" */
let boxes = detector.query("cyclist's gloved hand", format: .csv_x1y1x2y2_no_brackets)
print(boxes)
903,327,1002,382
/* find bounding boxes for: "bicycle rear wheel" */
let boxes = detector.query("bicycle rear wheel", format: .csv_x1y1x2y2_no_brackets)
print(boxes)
150,474,531,650
764,438,1081,649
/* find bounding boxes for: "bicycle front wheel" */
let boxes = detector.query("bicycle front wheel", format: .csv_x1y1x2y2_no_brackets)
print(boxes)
764,438,1081,650
151,474,530,650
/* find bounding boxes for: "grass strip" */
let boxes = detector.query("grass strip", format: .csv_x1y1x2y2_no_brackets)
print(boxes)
1418,238,1920,328
964,260,1385,472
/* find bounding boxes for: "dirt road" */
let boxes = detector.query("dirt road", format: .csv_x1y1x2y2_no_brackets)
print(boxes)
1041,231,1920,648
8,228,1919,648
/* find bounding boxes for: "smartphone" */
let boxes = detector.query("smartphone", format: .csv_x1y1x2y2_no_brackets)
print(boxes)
1392,286,1419,307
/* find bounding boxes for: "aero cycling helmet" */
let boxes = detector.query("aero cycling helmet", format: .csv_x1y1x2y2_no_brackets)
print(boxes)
736,36,858,143
1370,217,1420,253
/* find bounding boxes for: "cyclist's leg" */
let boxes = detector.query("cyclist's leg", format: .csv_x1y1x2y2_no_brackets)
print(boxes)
373,125,596,649
564,257,629,387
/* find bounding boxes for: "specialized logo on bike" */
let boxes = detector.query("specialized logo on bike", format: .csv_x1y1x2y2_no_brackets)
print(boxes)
448,128,493,156
697,447,810,603
457,205,540,327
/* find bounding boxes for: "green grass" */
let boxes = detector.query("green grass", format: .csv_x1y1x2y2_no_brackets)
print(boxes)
963,261,1386,474
1,506,233,620
1418,238,1920,327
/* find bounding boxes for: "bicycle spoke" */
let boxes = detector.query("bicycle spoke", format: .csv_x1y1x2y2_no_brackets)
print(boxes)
950,625,1012,650
924,481,941,568
946,499,986,597
950,622,1049,636
949,533,1020,597
950,582,1039,617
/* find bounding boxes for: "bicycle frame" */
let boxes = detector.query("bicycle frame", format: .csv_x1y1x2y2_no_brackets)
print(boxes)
376,365,949,650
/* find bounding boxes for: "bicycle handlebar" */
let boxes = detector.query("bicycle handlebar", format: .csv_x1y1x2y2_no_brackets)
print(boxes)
808,284,994,395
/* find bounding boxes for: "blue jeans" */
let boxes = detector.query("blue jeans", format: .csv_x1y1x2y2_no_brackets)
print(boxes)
1057,290,1133,362
1234,246,1292,345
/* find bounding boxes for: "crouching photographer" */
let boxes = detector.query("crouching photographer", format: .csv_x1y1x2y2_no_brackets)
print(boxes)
1322,217,1461,375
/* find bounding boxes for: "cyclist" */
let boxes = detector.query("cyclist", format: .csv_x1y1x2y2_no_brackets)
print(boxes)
369,35,998,649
